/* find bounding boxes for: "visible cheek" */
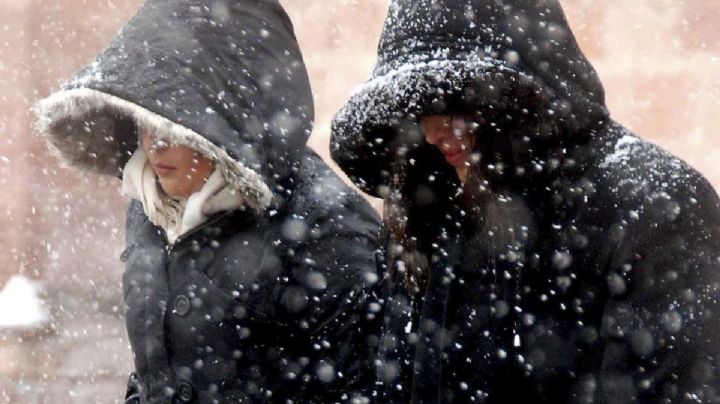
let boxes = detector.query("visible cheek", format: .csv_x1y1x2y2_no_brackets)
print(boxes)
424,127,444,145
179,154,197,174
463,138,474,151
179,166,194,179
427,132,445,146
203,161,215,175
442,137,461,150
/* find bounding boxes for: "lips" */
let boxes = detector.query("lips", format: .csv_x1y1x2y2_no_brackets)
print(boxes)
153,163,177,175
442,149,467,166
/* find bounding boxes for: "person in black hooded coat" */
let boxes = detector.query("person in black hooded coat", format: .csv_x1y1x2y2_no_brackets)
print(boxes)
34,1,381,403
331,0,720,403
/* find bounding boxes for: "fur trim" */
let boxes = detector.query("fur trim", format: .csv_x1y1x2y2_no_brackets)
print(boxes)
34,88,272,212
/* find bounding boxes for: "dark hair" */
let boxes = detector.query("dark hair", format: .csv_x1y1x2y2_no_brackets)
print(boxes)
381,144,428,294
381,116,534,293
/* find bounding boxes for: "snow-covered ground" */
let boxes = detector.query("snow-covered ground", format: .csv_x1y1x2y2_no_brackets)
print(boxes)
0,276,50,331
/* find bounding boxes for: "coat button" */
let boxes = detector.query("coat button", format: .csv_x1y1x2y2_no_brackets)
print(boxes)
176,381,193,402
174,295,191,316
120,246,133,262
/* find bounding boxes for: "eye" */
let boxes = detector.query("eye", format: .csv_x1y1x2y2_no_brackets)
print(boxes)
152,138,169,149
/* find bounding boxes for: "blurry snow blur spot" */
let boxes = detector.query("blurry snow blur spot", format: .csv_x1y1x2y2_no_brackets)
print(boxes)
272,111,301,136
555,275,572,292
350,395,371,404
281,286,308,313
492,300,509,318
378,361,400,383
210,0,230,22
362,270,379,285
545,22,569,41
305,271,327,291
316,361,336,383
0,275,50,330
607,272,627,295
639,379,652,390
163,386,176,398
503,50,520,65
312,174,345,202
551,250,573,270
660,310,683,333
630,329,655,357
282,218,308,242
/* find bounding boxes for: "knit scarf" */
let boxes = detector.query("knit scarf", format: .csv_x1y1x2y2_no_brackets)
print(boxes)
121,147,246,243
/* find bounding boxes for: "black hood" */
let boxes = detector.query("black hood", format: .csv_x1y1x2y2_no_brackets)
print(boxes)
35,0,314,212
331,0,609,196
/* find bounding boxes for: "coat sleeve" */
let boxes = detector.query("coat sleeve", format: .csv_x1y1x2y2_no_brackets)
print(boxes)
277,193,382,401
599,174,720,403
123,372,141,404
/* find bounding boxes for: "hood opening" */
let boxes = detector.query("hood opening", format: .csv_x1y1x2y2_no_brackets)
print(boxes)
35,88,273,212
331,0,610,196
332,57,568,197
33,0,314,215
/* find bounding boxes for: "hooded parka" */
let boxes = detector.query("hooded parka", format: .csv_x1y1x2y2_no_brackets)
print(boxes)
331,0,720,403
34,1,381,403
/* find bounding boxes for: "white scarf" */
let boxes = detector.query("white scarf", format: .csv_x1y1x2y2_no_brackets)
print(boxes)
121,148,246,244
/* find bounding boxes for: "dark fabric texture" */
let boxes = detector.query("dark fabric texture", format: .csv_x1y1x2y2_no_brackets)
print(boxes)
124,372,141,404
49,0,385,402
330,0,720,403
123,152,381,403
331,0,608,197
62,0,314,197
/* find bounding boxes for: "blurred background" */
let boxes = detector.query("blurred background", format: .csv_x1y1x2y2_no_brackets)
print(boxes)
0,0,718,402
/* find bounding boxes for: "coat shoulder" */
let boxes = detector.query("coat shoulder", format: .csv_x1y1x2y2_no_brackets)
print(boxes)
285,150,380,238
587,124,720,217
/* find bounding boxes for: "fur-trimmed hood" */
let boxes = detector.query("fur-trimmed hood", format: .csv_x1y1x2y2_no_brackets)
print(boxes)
34,0,314,212
331,0,609,196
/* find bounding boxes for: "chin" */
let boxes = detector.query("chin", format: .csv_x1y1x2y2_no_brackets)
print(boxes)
158,180,184,198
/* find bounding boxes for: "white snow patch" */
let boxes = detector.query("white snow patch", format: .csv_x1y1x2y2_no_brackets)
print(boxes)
348,56,503,98
599,135,641,169
0,275,50,330
66,60,103,89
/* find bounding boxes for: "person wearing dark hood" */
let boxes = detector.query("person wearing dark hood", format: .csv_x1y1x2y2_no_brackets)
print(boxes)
34,0,381,402
331,0,720,403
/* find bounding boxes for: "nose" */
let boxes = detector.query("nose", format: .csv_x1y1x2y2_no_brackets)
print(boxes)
424,123,451,146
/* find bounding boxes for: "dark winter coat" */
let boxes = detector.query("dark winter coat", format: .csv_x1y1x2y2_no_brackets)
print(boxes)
120,151,380,403
331,0,720,403
35,0,381,403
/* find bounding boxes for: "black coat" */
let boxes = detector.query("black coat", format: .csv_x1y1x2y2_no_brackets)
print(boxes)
34,0,382,402
331,1,720,403
122,151,380,403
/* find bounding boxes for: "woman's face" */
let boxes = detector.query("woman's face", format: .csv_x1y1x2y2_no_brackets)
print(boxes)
420,115,477,181
140,129,215,199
